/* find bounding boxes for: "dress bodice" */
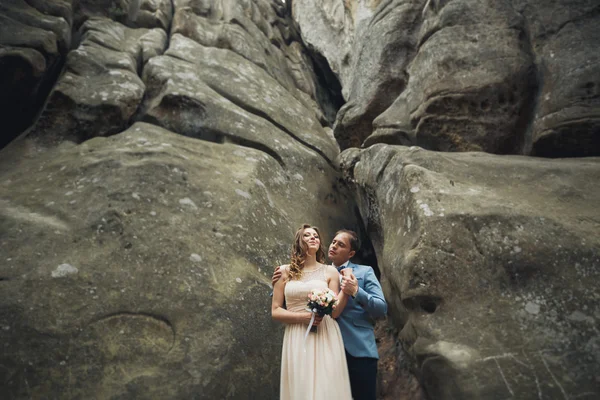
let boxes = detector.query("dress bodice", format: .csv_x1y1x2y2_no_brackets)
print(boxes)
284,265,328,313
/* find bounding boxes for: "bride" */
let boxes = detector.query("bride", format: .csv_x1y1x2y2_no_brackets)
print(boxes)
272,224,352,400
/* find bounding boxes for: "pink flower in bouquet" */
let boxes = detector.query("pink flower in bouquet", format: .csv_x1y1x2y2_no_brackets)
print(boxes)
306,288,339,333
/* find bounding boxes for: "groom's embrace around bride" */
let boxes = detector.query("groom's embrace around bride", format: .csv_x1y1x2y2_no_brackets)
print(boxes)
273,229,387,400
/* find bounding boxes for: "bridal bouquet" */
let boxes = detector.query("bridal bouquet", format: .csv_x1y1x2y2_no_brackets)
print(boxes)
305,288,339,333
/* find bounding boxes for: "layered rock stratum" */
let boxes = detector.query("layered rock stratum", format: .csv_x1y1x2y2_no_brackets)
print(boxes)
292,0,600,156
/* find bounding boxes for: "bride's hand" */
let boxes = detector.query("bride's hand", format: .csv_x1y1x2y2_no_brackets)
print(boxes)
302,312,322,326
341,269,354,277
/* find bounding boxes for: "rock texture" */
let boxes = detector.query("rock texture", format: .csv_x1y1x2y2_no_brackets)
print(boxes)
0,1,362,398
340,144,600,399
2,0,599,399
29,17,167,145
0,122,358,398
0,0,72,148
376,319,427,400
292,0,600,156
74,0,173,30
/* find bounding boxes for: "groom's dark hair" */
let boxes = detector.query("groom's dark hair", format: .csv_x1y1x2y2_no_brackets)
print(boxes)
335,229,360,252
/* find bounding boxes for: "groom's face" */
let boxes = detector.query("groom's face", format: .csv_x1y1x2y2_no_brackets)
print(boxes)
328,233,355,266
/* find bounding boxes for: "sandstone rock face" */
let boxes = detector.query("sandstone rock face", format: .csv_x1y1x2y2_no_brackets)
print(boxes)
388,1,536,154
520,1,600,157
293,0,600,156
0,0,72,148
30,17,167,145
173,0,333,113
22,0,338,148
75,0,173,30
292,0,420,149
376,320,427,400
290,0,358,92
0,1,362,398
141,34,338,164
3,0,599,398
0,122,358,399
340,144,600,399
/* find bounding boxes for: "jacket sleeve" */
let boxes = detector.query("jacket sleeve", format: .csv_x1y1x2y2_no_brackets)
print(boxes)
354,267,387,319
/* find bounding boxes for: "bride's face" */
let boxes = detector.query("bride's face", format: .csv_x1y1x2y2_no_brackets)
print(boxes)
302,228,321,254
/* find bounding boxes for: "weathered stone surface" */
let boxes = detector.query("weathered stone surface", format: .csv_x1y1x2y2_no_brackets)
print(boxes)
527,5,600,157
334,0,420,150
6,0,335,152
376,319,427,400
290,0,358,92
292,0,420,149
6,0,599,398
131,0,173,30
0,122,358,399
25,0,73,25
0,2,366,397
340,144,600,399
0,0,72,148
75,0,172,30
391,1,535,153
294,0,600,156
29,18,167,146
171,0,335,122
141,33,338,165
0,0,70,51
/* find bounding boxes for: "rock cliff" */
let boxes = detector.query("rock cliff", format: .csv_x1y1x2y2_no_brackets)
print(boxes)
1,1,599,399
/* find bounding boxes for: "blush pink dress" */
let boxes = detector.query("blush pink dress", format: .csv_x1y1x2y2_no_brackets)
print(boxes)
279,265,352,400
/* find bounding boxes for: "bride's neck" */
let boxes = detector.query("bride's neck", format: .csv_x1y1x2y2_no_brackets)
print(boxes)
303,253,318,269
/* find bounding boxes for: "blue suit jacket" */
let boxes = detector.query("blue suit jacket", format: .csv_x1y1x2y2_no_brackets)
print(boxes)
336,262,387,359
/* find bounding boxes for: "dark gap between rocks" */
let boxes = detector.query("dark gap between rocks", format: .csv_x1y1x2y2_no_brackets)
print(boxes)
306,47,344,127
352,205,381,279
0,50,66,150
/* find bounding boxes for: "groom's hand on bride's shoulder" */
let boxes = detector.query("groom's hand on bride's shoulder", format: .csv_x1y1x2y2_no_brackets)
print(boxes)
272,266,283,286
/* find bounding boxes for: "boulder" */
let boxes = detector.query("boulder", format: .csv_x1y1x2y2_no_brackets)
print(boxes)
140,34,338,165
384,1,535,153
0,2,366,397
0,0,72,148
75,0,173,30
172,0,340,125
340,144,600,399
334,0,420,150
292,0,420,150
174,2,297,100
528,5,600,157
293,0,600,156
0,122,358,399
29,18,167,146
290,0,357,91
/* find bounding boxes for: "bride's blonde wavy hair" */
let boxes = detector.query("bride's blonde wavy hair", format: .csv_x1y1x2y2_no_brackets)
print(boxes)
287,224,326,282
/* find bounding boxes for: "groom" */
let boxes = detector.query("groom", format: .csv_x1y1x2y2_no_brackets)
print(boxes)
273,229,387,400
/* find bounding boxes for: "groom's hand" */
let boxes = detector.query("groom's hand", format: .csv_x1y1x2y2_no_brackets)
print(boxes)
341,273,358,297
272,266,282,286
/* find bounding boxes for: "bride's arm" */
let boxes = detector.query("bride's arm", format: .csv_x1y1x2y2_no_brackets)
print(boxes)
271,267,315,325
327,266,348,319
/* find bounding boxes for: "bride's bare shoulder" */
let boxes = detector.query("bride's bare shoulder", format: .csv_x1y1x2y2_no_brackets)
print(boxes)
324,264,339,276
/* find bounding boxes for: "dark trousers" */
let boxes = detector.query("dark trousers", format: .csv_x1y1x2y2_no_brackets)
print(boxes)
345,351,378,400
